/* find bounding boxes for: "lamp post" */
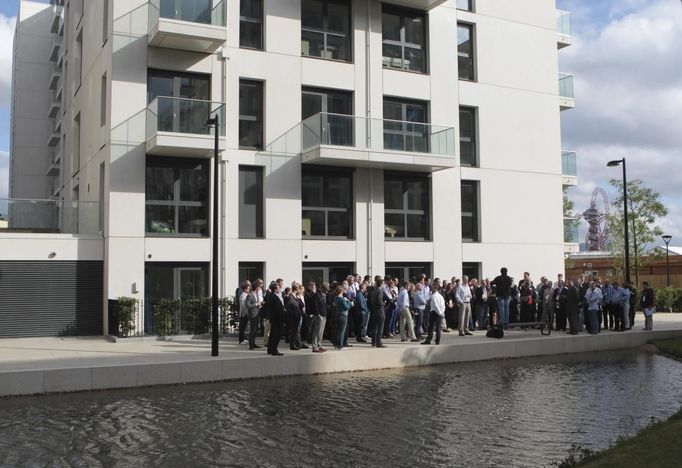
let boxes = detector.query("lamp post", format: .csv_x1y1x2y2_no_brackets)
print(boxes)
206,114,220,357
662,235,672,287
607,158,631,285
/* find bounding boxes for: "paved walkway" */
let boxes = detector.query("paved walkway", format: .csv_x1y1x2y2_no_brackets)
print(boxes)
1,313,682,396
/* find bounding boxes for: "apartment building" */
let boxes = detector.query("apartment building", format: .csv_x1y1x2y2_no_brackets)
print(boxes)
5,0,575,337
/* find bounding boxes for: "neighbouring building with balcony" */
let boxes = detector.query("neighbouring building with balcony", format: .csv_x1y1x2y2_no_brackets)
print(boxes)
5,0,573,337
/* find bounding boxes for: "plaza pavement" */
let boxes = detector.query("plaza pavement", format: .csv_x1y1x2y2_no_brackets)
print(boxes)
1,313,682,397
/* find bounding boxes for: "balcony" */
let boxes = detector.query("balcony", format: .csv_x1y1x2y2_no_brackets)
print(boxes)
0,198,100,235
564,218,580,253
48,63,62,90
48,92,61,118
556,10,572,49
47,122,61,147
561,151,577,186
148,0,226,53
46,150,61,176
146,96,225,157
48,34,62,62
268,113,455,172
559,73,575,110
50,5,63,34
381,0,448,10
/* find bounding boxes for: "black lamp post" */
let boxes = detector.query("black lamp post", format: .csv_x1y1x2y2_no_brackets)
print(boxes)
607,158,631,285
662,234,672,287
206,114,220,357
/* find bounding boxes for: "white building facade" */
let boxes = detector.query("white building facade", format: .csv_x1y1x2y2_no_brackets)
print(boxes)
6,0,575,336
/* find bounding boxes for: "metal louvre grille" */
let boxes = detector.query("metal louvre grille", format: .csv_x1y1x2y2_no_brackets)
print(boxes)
0,261,103,338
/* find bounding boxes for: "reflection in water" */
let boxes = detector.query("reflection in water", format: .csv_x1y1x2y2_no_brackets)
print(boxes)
1,351,681,467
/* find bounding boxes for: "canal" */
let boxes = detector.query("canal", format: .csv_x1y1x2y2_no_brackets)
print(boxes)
1,350,681,467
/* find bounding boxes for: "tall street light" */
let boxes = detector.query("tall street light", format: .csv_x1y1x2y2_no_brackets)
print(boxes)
607,158,631,285
206,114,220,357
662,234,672,287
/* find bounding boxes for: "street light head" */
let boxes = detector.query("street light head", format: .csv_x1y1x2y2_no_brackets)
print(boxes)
205,117,218,127
607,160,622,167
662,234,672,245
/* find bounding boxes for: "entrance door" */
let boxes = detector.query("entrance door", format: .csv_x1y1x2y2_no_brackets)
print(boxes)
302,262,353,287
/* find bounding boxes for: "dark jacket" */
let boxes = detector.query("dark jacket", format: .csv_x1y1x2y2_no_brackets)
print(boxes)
566,285,580,316
640,287,655,309
264,290,285,325
355,290,368,315
285,294,302,326
492,274,512,298
316,291,328,317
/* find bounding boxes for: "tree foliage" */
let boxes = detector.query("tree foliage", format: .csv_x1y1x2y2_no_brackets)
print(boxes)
607,178,668,286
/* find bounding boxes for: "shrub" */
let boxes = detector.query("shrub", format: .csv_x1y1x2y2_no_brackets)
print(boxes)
117,296,138,337
154,298,178,336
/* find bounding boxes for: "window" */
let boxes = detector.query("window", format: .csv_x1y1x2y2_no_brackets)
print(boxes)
239,166,264,238
383,98,429,152
382,6,426,73
385,263,431,284
302,87,353,147
148,69,211,134
462,262,480,280
458,23,475,81
72,113,80,175
302,169,353,238
100,73,107,127
384,173,430,240
146,158,209,236
159,0,212,24
301,0,351,62
240,0,263,49
302,262,354,287
456,0,473,12
75,30,83,92
102,0,109,44
459,106,477,166
239,80,264,149
239,262,264,283
461,180,479,242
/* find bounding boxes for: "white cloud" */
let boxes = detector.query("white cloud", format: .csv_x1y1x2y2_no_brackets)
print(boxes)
0,150,8,199
560,0,682,247
0,14,16,108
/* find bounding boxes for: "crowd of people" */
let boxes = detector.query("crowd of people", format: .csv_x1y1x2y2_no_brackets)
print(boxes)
235,269,657,356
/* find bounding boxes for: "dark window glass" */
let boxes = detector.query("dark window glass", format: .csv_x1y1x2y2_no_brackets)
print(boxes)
159,0,211,24
302,262,354,288
239,166,264,238
146,158,209,236
462,262,480,280
240,0,263,49
239,262,264,282
382,6,427,73
461,180,479,242
302,87,353,147
459,106,477,166
456,0,473,12
147,70,211,134
301,0,351,62
384,174,430,240
458,23,475,81
301,170,353,238
383,98,429,153
385,263,431,284
239,80,264,149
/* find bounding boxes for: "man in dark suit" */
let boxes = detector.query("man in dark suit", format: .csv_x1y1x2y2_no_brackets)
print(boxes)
265,282,285,356
286,284,304,350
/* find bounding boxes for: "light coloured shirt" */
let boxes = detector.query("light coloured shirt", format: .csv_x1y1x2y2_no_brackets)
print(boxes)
455,284,472,304
430,291,446,317
586,287,603,310
413,289,427,310
397,288,409,309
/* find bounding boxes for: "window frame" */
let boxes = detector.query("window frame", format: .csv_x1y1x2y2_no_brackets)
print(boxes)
384,172,431,241
461,180,480,243
456,0,474,12
383,97,430,153
239,79,264,150
301,0,352,63
381,5,428,74
240,0,264,50
301,168,354,240
459,106,478,167
457,22,475,81
238,165,265,239
145,157,210,238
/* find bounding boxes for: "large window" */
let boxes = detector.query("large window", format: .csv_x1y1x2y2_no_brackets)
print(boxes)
239,80,264,150
239,166,264,238
384,173,430,240
459,106,477,166
302,87,353,147
382,6,426,73
239,262,264,283
72,113,80,176
458,23,475,81
148,69,211,134
456,0,473,12
301,0,351,62
240,0,263,49
461,180,479,242
383,98,428,152
385,263,431,283
462,262,480,280
302,169,353,238
303,262,354,287
146,158,209,236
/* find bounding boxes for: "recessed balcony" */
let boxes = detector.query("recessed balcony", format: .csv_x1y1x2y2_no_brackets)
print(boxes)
267,113,455,173
146,96,225,157
47,119,61,147
561,151,577,186
50,5,63,34
148,0,226,53
556,10,572,49
48,34,62,62
559,73,575,110
47,92,61,118
46,150,61,176
48,63,61,90
381,0,448,10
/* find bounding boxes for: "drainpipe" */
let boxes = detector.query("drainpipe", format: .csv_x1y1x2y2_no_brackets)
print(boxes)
366,0,373,277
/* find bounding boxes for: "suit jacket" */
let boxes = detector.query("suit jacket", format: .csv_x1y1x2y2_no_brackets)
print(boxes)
265,290,285,325
245,291,261,319
285,294,302,326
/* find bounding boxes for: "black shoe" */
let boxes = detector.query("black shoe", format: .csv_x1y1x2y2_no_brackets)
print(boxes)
252,344,262,349
376,344,387,348
421,340,431,345
300,344,309,349
465,331,473,336
290,346,300,350
459,332,465,336
410,338,420,342
271,352,284,356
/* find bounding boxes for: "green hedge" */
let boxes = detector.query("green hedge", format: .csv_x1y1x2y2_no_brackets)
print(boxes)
153,296,238,336
653,287,682,312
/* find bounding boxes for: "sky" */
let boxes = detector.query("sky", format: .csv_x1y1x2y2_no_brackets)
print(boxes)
0,0,680,248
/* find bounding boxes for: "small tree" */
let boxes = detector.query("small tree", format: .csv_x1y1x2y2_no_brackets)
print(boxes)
607,178,667,287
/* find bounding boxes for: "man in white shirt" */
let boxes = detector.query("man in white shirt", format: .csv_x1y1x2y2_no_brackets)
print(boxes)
397,281,418,342
421,283,445,345
456,276,474,336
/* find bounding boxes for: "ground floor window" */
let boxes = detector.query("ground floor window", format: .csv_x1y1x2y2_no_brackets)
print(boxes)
302,262,354,287
462,262,481,281
238,262,264,283
385,262,431,284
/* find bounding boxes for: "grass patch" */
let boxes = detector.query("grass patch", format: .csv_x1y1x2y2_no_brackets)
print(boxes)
556,337,682,467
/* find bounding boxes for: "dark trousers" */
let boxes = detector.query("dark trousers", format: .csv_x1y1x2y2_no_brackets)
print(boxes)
267,321,282,354
238,315,249,343
336,313,348,348
248,315,259,348
520,302,533,323
424,310,442,344
354,308,366,341
445,307,457,330
287,317,302,349
556,305,567,330
601,303,610,329
629,305,636,329
612,303,622,330
372,310,385,346
568,310,579,334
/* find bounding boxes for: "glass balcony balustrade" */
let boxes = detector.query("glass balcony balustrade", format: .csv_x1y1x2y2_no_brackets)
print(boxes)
0,199,100,235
